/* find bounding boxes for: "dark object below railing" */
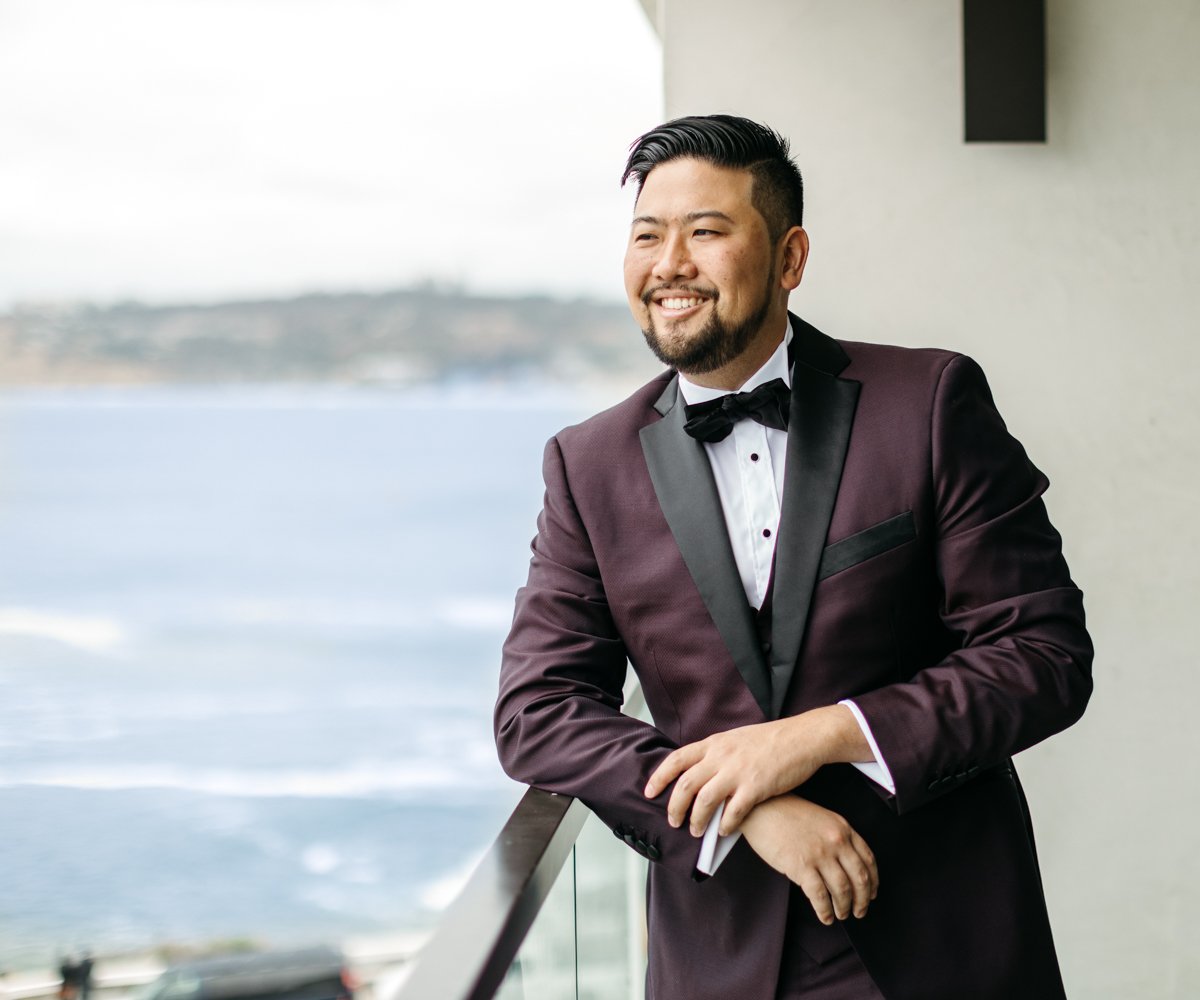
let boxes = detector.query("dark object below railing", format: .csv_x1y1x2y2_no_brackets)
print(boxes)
394,787,588,1000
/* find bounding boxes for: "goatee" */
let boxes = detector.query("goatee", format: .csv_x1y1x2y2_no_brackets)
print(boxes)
640,290,773,376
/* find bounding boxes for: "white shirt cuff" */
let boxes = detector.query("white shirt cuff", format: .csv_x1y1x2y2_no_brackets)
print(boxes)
697,801,741,875
839,698,896,794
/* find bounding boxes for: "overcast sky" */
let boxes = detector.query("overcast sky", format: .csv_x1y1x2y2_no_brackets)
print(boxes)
0,0,662,309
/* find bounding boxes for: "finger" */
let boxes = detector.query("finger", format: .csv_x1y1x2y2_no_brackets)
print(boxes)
838,850,874,919
818,862,855,922
644,742,705,799
719,788,758,836
717,796,740,837
664,762,716,829
848,830,879,900
797,870,835,927
719,777,782,834
687,779,731,837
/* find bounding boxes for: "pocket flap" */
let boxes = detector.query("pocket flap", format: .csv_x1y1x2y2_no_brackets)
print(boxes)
818,510,916,581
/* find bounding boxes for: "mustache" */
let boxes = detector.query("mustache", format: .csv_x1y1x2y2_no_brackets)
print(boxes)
640,284,719,306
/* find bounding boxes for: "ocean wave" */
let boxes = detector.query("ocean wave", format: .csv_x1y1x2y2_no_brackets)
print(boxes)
297,843,382,884
433,597,514,631
0,758,512,798
302,842,343,875
0,596,513,645
0,607,126,652
222,595,513,632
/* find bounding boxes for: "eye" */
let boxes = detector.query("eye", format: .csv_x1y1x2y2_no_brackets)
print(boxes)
693,228,720,237
633,231,658,243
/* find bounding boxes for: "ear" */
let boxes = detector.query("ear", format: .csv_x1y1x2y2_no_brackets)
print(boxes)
779,227,809,291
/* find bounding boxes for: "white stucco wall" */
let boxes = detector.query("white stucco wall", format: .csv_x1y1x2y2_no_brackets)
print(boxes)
651,1,1200,995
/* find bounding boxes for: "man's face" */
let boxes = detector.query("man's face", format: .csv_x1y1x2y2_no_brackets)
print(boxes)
623,157,779,376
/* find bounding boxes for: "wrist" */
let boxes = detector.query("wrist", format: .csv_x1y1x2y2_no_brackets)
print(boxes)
804,704,871,767
740,795,785,840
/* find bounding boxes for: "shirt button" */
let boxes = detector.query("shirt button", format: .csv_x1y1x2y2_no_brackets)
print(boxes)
762,528,771,538
750,452,760,462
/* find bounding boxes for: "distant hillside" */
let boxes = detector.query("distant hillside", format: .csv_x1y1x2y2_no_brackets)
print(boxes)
0,287,658,385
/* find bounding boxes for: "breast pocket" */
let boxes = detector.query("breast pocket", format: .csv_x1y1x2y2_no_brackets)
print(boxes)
818,510,916,581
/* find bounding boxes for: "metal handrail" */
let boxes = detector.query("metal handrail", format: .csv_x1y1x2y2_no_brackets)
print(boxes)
393,788,587,1000
394,684,645,1000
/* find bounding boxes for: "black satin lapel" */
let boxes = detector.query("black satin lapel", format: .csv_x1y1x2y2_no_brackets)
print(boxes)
640,379,772,718
769,364,861,718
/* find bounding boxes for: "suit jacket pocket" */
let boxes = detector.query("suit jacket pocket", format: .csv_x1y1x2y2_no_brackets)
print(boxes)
818,511,916,581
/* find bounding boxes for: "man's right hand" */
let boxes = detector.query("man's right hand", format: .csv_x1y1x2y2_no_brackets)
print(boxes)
740,795,878,925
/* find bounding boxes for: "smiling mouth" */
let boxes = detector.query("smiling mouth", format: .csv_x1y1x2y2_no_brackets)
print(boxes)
644,288,715,316
658,296,706,310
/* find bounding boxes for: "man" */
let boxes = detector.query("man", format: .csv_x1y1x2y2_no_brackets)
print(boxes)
58,956,78,1000
495,115,1092,999
76,953,93,1000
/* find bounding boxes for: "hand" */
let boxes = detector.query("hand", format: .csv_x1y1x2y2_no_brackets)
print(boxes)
643,706,870,836
741,795,879,925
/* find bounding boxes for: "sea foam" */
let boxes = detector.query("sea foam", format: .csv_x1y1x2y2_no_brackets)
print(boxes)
0,608,126,652
0,758,511,798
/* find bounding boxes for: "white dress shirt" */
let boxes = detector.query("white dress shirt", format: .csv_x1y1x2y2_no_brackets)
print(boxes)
674,319,895,874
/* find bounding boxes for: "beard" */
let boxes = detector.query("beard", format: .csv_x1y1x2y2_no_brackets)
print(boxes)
639,275,774,376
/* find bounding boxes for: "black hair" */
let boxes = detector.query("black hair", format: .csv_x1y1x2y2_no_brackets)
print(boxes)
621,114,804,240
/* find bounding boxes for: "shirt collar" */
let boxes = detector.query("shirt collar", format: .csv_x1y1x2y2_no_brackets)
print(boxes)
677,317,794,406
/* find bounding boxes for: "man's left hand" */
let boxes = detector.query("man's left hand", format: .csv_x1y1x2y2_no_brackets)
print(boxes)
643,704,870,836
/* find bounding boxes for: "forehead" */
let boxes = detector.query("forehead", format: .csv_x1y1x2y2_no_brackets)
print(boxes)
634,157,757,220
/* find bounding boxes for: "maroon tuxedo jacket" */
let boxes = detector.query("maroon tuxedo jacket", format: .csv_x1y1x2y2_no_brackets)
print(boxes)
495,317,1093,999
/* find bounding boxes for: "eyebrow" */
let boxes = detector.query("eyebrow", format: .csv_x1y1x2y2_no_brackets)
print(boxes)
631,210,737,226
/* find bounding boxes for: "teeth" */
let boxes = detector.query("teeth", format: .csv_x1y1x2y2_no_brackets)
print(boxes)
660,297,704,310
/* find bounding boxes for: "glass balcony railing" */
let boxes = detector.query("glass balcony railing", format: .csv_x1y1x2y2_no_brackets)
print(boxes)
396,687,650,1000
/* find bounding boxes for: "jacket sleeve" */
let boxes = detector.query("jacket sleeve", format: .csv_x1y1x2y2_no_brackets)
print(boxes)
849,354,1094,814
494,435,703,875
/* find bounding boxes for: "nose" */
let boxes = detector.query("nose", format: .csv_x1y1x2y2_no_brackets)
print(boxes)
651,232,698,283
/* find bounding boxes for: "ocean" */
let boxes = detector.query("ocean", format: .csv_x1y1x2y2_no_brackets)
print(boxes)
0,381,602,969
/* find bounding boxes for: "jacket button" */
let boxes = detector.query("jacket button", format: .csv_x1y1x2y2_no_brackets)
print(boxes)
623,832,638,848
646,844,662,861
613,826,626,839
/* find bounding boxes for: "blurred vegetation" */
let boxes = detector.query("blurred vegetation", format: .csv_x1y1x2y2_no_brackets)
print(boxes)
153,938,264,964
0,286,651,386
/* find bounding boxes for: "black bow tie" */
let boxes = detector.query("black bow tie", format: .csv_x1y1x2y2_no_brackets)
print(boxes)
682,378,791,443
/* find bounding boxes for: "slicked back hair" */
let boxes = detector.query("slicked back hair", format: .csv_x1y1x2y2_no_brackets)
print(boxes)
621,114,804,242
